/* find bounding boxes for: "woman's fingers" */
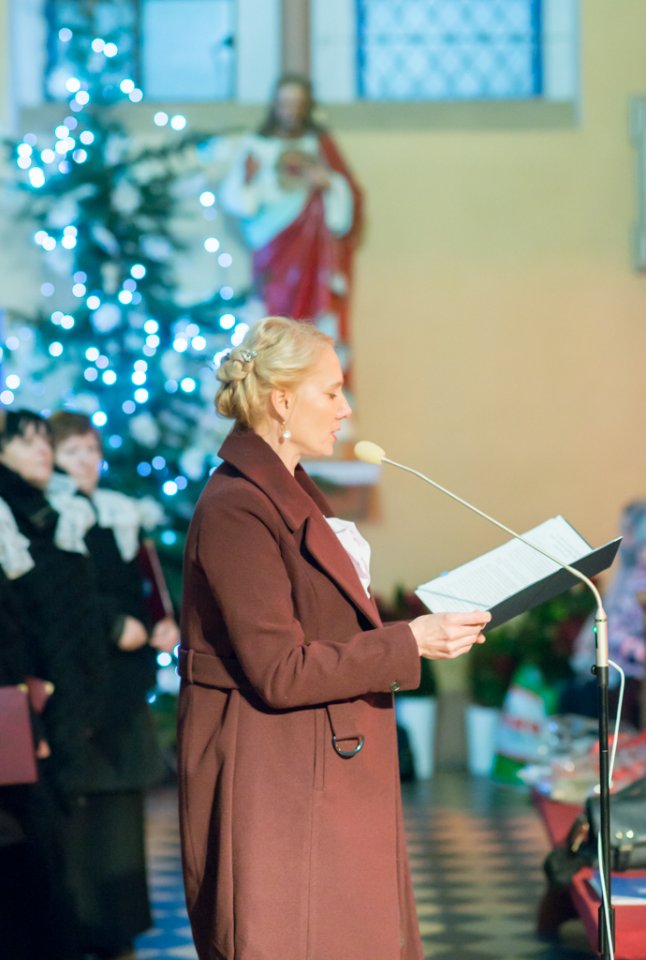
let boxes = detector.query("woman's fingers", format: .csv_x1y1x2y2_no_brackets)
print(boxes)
410,609,491,660
439,632,482,659
445,610,492,630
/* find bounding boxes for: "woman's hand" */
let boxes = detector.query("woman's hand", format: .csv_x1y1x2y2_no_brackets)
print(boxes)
117,615,149,652
409,610,491,661
149,616,180,654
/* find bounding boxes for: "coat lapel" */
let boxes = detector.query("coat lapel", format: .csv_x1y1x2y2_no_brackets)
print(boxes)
218,428,382,628
301,510,381,628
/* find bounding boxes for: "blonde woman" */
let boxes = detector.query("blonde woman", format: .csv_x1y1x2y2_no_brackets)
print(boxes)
178,316,489,960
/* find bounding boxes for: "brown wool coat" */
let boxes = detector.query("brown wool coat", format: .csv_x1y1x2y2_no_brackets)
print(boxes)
177,427,424,960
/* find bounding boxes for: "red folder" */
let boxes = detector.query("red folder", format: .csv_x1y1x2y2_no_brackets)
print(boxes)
0,685,37,786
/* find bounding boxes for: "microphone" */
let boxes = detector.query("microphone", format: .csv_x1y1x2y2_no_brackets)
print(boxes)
353,440,608,664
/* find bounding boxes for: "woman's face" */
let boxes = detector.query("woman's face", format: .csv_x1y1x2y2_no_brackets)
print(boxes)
0,424,53,489
54,431,102,494
285,345,352,460
274,82,310,136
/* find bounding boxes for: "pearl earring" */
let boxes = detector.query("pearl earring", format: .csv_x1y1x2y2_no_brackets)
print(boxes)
281,425,292,440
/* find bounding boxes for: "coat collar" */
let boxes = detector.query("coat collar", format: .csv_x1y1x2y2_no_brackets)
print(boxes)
218,427,381,628
219,426,328,531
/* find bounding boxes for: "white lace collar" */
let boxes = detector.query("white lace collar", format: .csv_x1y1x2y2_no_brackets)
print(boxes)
48,473,164,562
91,489,144,562
46,481,95,555
0,497,35,579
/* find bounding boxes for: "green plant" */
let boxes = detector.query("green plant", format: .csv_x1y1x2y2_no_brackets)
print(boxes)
467,585,596,708
468,619,520,708
411,656,438,697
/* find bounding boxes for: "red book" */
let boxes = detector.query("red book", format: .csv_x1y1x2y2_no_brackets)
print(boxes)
137,538,174,623
0,685,37,786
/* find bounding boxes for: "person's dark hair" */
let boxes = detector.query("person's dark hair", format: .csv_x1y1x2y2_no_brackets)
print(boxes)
48,410,102,451
257,73,324,138
0,409,50,452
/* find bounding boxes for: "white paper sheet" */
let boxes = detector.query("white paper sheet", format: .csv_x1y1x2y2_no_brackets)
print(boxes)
415,516,592,614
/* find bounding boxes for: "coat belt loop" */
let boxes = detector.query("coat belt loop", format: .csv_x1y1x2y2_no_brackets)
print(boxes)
187,648,195,683
179,647,195,684
178,646,252,690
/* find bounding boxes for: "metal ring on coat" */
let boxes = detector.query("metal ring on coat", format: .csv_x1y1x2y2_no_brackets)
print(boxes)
331,734,366,759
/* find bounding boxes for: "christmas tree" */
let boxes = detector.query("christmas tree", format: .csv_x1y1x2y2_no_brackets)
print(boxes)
1,0,249,555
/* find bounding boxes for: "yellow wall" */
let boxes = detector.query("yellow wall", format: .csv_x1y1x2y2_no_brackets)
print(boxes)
336,2,646,608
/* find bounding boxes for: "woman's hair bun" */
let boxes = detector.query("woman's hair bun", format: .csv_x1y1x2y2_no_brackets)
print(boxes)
216,347,257,386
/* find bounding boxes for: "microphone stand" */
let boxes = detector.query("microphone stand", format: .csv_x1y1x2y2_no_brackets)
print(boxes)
594,615,615,959
377,453,615,959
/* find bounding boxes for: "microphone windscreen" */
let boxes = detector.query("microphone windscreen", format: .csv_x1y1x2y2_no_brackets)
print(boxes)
354,440,386,464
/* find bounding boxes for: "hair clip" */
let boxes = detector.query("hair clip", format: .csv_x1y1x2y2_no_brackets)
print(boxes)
239,349,257,364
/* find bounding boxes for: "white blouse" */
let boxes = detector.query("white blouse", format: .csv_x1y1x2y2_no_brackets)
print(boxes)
325,517,372,597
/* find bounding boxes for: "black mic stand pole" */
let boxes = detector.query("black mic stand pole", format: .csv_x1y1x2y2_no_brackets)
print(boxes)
594,615,615,959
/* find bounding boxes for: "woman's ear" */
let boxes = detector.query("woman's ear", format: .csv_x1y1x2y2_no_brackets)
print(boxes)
269,387,292,422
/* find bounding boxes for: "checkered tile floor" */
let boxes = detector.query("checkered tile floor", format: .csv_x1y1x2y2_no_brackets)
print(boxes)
402,775,593,960
134,773,594,959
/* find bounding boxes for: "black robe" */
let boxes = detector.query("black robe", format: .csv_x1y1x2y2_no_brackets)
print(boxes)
47,475,167,953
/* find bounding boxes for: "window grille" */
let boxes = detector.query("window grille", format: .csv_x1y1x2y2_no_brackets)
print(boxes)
356,0,543,101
